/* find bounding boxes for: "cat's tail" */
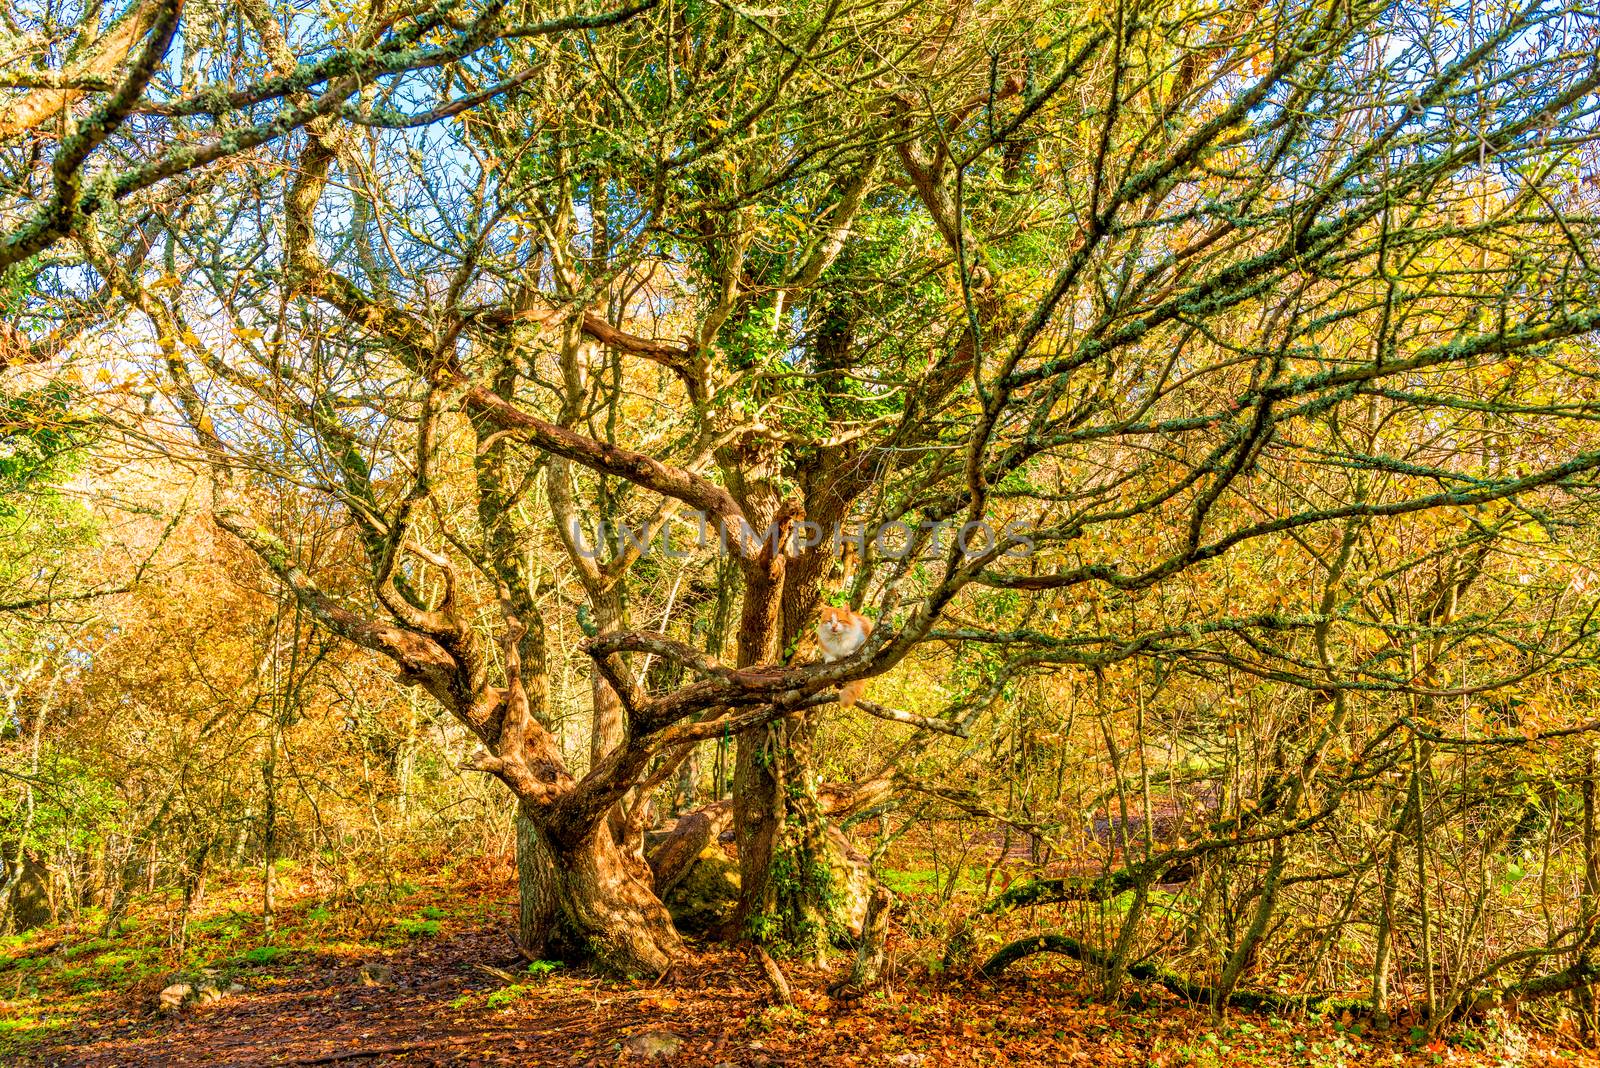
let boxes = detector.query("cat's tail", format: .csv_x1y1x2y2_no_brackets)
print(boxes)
839,679,867,709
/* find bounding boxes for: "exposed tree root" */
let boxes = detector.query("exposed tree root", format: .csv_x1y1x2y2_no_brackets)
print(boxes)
977,934,1357,1014
980,932,1600,1024
752,944,795,1007
944,864,1193,969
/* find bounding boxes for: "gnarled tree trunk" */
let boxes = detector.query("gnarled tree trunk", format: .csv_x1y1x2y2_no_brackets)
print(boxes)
517,803,680,975
549,822,682,975
728,509,854,961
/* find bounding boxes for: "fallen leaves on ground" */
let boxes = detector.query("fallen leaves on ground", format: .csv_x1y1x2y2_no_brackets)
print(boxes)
2,869,1596,1067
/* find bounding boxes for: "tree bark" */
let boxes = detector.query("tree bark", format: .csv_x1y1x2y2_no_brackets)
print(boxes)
729,500,845,960
548,822,683,976
831,883,892,997
735,710,839,960
1578,746,1599,1035
729,478,875,959
1212,839,1285,1015
515,810,561,960
0,0,169,138
1369,790,1411,1028
752,944,795,1006
517,802,684,976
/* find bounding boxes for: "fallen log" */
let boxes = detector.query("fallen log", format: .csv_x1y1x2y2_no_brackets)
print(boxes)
646,800,734,897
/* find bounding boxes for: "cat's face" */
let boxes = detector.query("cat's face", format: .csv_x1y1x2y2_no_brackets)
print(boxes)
819,606,855,635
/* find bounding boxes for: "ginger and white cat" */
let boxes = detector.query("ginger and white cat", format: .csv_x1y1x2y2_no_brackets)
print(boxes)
817,605,873,708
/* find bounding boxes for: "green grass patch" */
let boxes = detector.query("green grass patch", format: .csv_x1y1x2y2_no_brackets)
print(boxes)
0,1013,63,1056
92,947,155,969
62,936,117,960
0,865,501,1064
193,911,252,938
238,945,290,966
57,965,108,994
881,866,987,895
485,983,530,1010
394,917,441,939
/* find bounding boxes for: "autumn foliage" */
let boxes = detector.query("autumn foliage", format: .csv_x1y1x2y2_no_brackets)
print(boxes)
7,0,1600,1056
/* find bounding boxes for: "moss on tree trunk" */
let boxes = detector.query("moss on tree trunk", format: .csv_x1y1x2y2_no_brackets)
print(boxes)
734,712,860,961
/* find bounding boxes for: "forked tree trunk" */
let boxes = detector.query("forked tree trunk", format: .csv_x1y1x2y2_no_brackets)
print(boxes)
518,806,683,974
831,883,892,997
730,492,869,960
548,822,683,975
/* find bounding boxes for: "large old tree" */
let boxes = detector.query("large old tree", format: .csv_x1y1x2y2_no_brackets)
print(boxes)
9,0,1600,979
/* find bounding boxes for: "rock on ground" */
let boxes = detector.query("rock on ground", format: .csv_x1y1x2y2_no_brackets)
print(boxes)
157,983,192,1012
357,962,395,986
624,1030,685,1059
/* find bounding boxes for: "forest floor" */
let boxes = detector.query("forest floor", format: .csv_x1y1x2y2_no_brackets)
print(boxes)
1,862,1596,1067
